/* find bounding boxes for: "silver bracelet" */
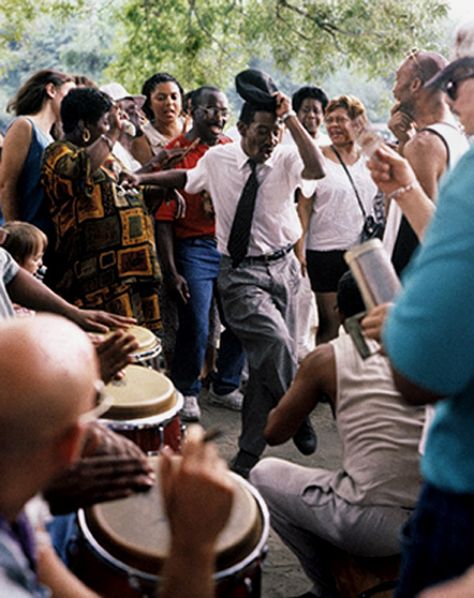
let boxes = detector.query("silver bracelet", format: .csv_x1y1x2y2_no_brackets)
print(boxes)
386,181,418,202
101,134,114,151
281,110,296,123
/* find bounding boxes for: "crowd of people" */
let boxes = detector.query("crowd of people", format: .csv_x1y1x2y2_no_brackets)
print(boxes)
0,15,473,598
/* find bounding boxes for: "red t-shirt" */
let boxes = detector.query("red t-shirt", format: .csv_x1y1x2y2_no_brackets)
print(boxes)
155,134,232,239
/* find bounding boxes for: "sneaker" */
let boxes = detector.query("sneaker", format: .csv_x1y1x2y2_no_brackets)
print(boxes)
229,450,259,479
208,385,243,411
180,395,201,422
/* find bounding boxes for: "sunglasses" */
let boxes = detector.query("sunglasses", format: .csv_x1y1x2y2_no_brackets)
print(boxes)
445,75,474,101
79,380,113,424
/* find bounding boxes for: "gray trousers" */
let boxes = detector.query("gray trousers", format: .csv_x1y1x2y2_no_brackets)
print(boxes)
250,458,412,596
217,253,300,456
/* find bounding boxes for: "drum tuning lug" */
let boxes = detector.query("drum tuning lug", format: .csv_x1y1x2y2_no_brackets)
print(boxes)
181,424,187,437
243,576,253,592
158,424,165,447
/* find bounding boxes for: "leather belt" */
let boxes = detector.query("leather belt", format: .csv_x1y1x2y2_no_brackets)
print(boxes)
226,244,294,265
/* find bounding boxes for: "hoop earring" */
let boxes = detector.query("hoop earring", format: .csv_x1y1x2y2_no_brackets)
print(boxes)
82,128,91,143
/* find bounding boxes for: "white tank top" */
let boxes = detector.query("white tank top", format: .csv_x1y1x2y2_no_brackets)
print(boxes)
328,330,425,507
383,119,469,257
307,154,377,251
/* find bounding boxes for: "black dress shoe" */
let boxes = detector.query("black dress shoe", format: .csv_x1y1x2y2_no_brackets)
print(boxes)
293,417,317,455
229,449,259,479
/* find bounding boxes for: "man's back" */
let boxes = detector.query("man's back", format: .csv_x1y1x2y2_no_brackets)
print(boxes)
330,331,424,507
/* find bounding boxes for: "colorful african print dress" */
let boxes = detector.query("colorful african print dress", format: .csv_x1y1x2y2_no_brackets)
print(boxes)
42,141,162,331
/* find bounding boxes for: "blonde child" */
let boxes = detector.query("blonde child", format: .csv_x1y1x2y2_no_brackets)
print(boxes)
2,221,47,277
2,221,48,316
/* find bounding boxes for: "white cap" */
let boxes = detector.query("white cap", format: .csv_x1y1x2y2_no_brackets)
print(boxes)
100,82,146,108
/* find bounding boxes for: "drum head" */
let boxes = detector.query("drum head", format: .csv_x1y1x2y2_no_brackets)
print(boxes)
102,325,161,362
103,365,175,420
83,457,263,575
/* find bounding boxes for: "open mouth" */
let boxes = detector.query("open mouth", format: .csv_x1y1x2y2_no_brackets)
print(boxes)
208,123,223,134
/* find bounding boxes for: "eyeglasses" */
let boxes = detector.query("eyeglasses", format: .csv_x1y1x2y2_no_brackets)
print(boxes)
199,106,230,119
445,75,474,101
325,115,351,126
79,380,113,424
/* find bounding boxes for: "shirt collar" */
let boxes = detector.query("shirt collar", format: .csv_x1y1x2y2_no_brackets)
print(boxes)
236,141,278,171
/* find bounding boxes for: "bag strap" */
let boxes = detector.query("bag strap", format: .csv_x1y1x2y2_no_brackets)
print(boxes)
331,146,367,218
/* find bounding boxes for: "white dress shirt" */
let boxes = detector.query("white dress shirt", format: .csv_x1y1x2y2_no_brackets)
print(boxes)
185,142,313,256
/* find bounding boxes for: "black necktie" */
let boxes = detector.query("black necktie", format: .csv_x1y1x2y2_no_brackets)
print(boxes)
227,160,259,267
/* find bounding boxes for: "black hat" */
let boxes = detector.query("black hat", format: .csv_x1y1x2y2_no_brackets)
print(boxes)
425,56,474,91
235,69,278,110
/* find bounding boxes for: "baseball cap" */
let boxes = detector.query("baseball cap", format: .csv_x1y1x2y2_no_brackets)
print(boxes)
100,82,146,109
424,56,474,91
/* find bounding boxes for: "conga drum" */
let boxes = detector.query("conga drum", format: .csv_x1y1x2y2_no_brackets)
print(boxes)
101,365,183,454
103,325,162,369
74,458,270,597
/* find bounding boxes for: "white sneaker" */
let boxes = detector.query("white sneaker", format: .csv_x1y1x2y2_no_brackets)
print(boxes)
180,395,201,421
208,385,243,411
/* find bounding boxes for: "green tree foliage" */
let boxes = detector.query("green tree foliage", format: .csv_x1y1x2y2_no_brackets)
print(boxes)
108,0,449,91
0,1,115,127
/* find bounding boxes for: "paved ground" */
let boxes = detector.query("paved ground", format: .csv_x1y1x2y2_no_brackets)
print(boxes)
199,389,343,598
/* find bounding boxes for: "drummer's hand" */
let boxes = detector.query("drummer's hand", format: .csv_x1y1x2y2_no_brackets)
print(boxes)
43,455,155,515
70,307,136,333
360,303,392,344
160,425,234,549
94,329,139,384
81,422,147,460
166,272,190,304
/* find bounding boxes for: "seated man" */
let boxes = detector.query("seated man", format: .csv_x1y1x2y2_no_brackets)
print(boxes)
250,272,425,598
0,315,234,598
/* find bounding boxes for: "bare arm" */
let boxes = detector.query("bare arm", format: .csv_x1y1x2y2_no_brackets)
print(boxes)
131,134,154,165
158,426,234,598
156,221,190,303
391,366,442,406
275,93,324,180
265,344,336,445
37,544,100,598
137,169,188,189
7,268,134,332
0,119,32,221
294,190,313,274
403,131,447,200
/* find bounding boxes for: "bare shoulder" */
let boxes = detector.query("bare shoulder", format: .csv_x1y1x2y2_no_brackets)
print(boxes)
404,130,447,160
299,343,336,387
3,117,33,143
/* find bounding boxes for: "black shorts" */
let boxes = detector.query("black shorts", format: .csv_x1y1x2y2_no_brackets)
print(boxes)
306,249,349,293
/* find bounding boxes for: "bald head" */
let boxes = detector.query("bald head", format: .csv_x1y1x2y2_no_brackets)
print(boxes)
0,315,99,454
454,19,474,59
406,51,448,85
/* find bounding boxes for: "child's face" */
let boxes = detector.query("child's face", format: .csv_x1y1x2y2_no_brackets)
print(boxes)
23,250,44,275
